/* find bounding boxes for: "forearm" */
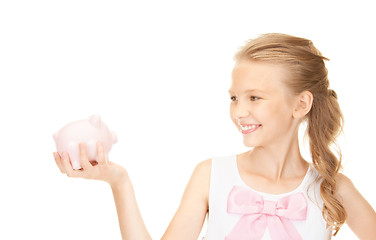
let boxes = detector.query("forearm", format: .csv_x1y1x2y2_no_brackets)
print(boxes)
55,145,151,239
110,174,151,240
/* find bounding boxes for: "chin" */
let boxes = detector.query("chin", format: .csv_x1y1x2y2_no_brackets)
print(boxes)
242,138,259,148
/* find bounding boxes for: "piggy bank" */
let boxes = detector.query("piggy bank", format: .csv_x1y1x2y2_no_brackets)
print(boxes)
53,115,117,169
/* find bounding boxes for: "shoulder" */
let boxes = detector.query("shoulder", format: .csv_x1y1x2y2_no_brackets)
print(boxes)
191,158,212,180
190,154,236,186
195,158,212,169
180,159,212,205
336,173,354,189
334,173,357,203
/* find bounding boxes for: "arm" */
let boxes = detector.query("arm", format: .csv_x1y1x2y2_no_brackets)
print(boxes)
161,159,212,240
54,142,151,240
111,174,151,240
335,173,376,239
54,142,211,240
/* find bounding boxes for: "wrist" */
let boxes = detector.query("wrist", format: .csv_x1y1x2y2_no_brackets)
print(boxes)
107,164,130,189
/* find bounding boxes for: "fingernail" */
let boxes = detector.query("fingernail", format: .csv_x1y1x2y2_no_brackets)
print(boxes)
62,152,67,159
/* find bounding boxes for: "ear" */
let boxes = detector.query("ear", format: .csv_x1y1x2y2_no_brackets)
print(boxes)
293,90,313,119
89,114,102,128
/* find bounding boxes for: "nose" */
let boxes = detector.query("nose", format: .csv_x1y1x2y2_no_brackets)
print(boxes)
232,100,249,119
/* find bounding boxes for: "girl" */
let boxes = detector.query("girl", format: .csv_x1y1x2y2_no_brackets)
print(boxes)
54,33,376,239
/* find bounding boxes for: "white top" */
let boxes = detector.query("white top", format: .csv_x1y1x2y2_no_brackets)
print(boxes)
204,154,332,240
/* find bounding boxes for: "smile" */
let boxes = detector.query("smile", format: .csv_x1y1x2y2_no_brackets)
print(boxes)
238,124,262,134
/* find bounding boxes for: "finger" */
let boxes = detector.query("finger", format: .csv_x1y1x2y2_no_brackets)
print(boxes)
96,141,106,165
61,152,82,178
79,143,93,170
53,152,65,174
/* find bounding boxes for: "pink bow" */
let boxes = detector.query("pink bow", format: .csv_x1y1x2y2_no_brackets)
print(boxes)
226,186,307,240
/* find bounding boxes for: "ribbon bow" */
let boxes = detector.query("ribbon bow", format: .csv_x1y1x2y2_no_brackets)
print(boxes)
226,186,307,240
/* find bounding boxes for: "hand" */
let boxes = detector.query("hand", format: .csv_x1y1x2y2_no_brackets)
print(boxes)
53,142,128,187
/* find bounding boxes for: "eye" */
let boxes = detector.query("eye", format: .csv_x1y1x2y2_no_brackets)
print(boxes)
250,96,261,101
230,96,238,102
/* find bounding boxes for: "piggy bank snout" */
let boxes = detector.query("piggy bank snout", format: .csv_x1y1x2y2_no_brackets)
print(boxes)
111,131,118,144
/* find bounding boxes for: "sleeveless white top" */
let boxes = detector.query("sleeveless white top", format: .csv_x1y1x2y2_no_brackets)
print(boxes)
204,154,332,240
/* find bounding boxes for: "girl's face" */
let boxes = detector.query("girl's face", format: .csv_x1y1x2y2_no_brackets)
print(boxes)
229,60,299,148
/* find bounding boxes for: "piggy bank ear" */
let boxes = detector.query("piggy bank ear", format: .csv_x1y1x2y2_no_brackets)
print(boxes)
89,114,101,128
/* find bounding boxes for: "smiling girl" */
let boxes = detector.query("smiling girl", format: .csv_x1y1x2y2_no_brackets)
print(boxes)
54,33,376,239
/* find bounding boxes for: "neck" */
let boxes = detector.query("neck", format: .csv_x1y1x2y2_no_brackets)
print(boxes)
246,128,308,182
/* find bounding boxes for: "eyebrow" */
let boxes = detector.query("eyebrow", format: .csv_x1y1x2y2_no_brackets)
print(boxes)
228,89,266,94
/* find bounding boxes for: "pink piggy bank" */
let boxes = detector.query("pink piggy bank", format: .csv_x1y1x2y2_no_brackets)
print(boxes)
53,115,117,169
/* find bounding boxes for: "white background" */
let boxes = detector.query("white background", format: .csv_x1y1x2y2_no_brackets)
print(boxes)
1,0,375,239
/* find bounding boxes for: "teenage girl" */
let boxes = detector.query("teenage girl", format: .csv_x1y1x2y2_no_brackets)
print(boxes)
54,33,376,239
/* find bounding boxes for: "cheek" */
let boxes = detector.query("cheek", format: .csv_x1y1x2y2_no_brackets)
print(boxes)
230,115,238,128
270,104,293,127
262,103,291,125
229,105,237,123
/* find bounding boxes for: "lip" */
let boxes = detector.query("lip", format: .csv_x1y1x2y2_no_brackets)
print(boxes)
239,123,260,127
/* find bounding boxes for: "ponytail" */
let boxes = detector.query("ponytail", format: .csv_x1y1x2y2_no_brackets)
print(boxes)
307,89,346,234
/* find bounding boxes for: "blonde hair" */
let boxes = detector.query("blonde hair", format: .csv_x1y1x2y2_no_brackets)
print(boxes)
234,33,346,235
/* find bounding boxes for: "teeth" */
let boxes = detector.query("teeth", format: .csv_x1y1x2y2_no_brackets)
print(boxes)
240,124,259,131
